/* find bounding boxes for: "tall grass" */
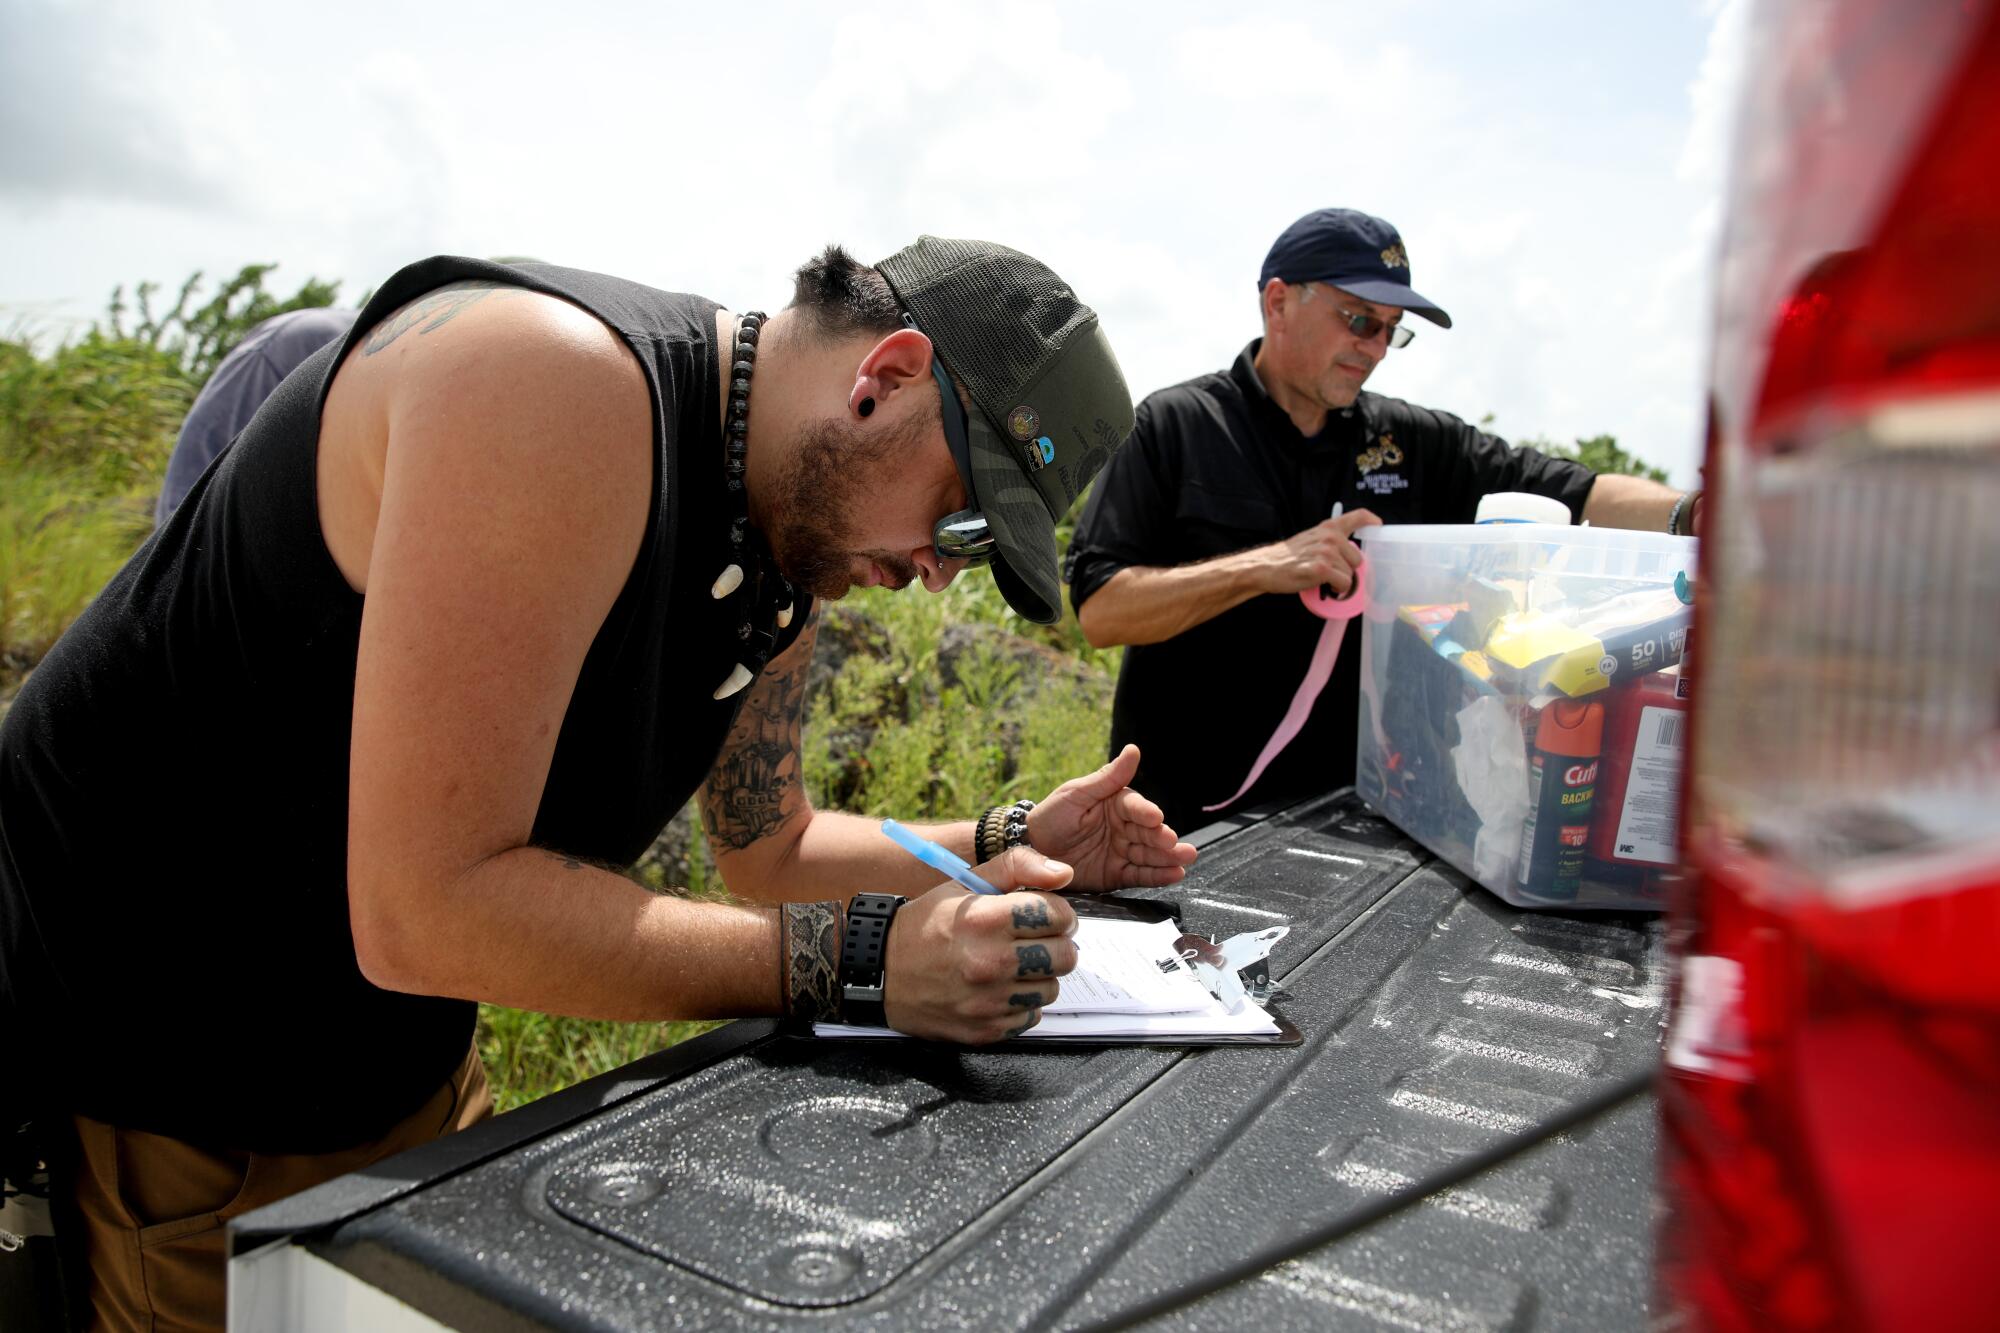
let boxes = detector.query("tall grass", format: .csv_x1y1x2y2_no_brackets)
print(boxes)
0,334,192,493
0,333,186,679
477,1010,728,1115
0,458,156,671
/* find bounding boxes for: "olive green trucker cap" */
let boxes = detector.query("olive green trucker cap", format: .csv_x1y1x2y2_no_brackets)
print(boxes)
875,236,1135,624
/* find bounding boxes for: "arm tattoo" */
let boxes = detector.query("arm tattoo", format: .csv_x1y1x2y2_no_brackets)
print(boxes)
701,608,818,852
363,281,518,355
1015,944,1055,979
1011,899,1051,930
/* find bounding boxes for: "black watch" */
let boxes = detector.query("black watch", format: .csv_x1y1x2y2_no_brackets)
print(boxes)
839,892,907,1028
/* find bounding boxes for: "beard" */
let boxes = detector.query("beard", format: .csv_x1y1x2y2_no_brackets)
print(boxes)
766,408,929,601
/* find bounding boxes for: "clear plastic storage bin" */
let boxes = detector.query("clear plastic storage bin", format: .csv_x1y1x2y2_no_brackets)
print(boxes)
1354,523,1698,910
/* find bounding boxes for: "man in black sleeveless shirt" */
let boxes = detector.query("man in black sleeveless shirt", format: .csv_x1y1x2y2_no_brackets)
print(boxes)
0,238,1191,1329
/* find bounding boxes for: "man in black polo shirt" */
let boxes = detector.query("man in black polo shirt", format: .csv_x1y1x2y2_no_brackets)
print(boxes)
1065,208,1699,832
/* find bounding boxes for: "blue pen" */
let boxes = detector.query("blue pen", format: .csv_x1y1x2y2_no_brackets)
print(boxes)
880,819,1001,895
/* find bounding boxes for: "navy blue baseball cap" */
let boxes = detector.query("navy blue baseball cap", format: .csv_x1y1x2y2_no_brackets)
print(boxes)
1258,208,1452,328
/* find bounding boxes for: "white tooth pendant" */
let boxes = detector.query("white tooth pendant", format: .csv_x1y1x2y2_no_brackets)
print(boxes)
713,663,755,700
775,600,794,628
711,563,744,599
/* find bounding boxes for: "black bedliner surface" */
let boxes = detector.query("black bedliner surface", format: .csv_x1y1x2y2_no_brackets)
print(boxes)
233,790,1665,1331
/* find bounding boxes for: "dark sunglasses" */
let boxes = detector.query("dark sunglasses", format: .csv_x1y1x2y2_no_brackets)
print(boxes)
911,317,997,565
1314,284,1416,348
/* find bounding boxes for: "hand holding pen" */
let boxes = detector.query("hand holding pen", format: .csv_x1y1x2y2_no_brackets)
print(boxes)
873,819,1080,1042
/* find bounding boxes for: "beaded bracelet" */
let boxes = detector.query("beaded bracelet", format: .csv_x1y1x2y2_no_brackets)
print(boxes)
1668,489,1702,537
975,806,1007,863
975,808,995,863
976,799,1038,861
780,901,843,1025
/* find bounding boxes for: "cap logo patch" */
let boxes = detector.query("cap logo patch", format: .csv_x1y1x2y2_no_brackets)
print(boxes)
1380,243,1409,270
1007,405,1041,440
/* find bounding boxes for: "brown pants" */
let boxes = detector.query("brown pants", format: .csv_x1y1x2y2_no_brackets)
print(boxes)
65,1044,492,1333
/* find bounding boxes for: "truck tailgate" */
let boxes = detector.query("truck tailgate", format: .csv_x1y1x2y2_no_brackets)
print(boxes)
230,790,1666,1331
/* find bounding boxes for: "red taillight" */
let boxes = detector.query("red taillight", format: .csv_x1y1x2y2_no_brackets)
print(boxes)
1663,2,2000,1330
1715,0,2000,437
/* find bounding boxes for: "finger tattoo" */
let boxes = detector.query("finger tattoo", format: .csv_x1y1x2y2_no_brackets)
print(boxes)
1008,991,1045,1011
1011,899,1051,930
1015,944,1054,979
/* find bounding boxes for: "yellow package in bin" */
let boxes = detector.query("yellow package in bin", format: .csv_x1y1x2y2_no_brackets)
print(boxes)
1484,594,1694,697
1483,612,1603,693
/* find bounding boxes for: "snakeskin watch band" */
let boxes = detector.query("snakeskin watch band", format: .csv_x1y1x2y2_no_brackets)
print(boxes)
781,901,843,1025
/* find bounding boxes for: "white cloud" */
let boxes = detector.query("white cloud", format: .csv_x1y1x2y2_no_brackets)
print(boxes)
0,0,233,210
0,1,1734,485
1679,0,1750,187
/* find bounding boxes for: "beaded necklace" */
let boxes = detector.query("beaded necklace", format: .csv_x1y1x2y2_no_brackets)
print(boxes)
711,311,795,699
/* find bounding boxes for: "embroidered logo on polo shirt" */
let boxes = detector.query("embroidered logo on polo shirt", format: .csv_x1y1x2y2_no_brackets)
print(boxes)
1356,434,1405,475
1357,432,1409,496
1380,243,1409,270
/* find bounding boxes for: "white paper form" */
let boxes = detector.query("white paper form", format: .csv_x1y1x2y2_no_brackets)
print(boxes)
1043,917,1213,1015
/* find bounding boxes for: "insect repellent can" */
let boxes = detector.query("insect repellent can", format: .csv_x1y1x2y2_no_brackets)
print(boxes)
1516,698,1605,899
1588,667,1689,867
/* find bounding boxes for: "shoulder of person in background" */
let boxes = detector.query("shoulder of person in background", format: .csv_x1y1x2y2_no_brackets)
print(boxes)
242,305,360,363
156,307,361,524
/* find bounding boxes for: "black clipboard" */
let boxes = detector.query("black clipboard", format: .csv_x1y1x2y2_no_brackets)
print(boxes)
817,894,1303,1047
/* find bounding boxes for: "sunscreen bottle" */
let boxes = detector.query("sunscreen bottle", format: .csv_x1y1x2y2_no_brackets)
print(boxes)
1516,698,1605,900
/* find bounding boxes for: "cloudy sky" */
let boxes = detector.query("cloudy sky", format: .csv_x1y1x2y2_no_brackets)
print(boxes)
2,0,1745,486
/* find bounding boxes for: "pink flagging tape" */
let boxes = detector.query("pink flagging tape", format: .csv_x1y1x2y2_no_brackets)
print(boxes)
1203,563,1371,813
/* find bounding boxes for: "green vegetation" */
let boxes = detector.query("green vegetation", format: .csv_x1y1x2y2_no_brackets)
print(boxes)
478,1009,729,1115
1,330,192,671
2,264,351,673
1541,432,1670,484
804,576,1114,820
106,262,347,385
0,458,157,672
1480,414,1674,485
